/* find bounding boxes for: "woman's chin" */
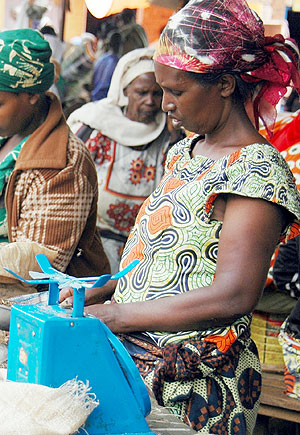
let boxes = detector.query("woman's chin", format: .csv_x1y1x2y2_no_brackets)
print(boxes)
138,112,159,124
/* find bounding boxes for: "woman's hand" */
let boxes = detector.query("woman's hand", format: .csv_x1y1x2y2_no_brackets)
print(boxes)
84,303,121,332
59,280,116,306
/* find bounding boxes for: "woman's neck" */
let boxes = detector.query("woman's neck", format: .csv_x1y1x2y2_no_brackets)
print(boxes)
19,95,50,139
193,104,269,159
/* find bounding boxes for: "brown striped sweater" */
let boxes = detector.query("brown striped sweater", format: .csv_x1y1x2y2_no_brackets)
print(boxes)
4,92,110,279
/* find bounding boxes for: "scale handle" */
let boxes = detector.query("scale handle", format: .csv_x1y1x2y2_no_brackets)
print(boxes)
48,281,85,318
72,287,85,318
48,282,59,306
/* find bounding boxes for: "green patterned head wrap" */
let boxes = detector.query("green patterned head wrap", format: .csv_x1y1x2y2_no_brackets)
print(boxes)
0,28,54,94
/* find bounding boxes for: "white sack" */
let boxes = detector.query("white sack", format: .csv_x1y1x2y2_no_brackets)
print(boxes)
0,369,98,435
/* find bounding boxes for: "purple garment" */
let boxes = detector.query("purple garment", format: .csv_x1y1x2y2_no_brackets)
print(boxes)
91,52,120,101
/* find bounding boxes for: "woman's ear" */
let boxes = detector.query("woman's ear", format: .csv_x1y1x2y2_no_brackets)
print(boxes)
18,92,40,106
219,74,236,98
28,94,40,105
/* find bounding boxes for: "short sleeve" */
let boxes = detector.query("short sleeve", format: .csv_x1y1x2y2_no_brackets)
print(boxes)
206,143,300,241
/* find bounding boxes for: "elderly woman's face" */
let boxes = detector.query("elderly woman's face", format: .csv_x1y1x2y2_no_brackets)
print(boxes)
154,62,224,135
124,72,163,124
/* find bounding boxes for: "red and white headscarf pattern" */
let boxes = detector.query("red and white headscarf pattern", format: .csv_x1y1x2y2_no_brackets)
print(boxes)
154,0,300,137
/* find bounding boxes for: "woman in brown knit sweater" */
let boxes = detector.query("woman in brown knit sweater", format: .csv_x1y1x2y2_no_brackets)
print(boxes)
0,28,109,298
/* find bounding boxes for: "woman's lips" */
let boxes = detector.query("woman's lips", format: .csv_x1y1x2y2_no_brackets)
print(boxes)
171,118,182,129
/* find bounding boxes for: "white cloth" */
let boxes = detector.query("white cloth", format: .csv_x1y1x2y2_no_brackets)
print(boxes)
67,47,166,147
0,369,98,435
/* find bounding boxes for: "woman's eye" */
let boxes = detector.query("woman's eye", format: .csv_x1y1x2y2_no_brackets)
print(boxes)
171,90,182,96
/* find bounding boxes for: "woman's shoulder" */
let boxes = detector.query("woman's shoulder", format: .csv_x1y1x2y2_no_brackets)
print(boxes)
66,131,98,176
67,100,105,133
225,142,300,215
167,135,195,155
225,142,295,180
239,141,276,154
235,142,288,166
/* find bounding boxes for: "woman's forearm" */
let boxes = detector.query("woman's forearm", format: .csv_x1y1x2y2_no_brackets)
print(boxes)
84,281,252,333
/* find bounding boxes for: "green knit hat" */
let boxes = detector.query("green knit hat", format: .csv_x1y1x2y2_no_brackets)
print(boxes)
0,28,54,93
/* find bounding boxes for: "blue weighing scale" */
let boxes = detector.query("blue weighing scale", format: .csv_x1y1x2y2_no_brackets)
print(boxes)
6,255,155,435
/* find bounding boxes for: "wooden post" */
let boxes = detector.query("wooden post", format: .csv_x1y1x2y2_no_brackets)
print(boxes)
60,0,67,41
28,0,34,28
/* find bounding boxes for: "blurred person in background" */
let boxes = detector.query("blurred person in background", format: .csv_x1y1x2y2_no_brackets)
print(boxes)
68,48,184,274
91,31,122,102
39,25,65,100
118,8,148,56
60,32,98,118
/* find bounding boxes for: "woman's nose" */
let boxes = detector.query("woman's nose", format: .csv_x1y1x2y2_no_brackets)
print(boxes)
162,96,175,113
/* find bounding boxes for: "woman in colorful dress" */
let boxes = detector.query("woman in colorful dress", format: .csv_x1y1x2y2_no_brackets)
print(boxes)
0,28,109,298
60,0,300,433
68,48,183,274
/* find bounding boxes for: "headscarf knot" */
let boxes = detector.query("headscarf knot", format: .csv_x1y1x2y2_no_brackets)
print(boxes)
154,0,300,138
241,34,300,135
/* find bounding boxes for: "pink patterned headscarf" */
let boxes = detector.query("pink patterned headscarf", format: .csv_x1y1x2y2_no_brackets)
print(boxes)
154,0,300,137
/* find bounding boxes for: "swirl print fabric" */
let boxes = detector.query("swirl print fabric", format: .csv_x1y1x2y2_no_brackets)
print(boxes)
114,137,300,433
115,138,300,347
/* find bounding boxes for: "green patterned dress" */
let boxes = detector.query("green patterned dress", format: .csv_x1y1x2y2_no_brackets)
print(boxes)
114,137,300,434
0,136,28,242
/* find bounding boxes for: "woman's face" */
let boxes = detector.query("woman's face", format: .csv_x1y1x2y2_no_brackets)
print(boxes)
124,72,163,124
0,91,35,137
154,62,224,135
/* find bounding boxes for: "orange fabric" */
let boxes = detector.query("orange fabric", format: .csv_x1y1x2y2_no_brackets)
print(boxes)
122,239,146,267
163,177,185,194
168,154,181,170
148,204,173,234
203,328,237,354
265,111,300,153
205,193,218,215
135,197,150,225
227,149,242,166
284,369,296,395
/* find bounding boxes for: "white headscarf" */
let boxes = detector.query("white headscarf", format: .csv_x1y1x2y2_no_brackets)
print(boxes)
67,48,166,147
